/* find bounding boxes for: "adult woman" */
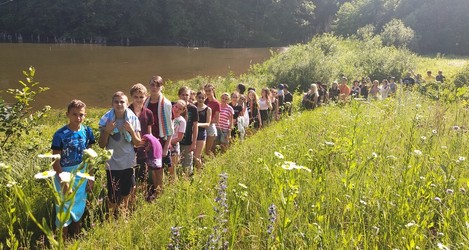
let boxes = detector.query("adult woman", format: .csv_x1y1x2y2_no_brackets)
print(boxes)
229,91,243,138
302,84,319,110
195,91,212,170
328,81,340,103
369,80,381,100
203,84,220,157
351,80,361,98
380,79,390,99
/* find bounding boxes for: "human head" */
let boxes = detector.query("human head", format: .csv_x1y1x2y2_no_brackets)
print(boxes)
332,81,338,88
220,92,230,104
112,91,128,113
438,70,443,75
67,99,86,113
149,75,164,95
390,77,395,82
248,89,258,102
353,80,359,86
372,80,379,86
427,70,432,76
261,87,270,98
178,86,191,102
237,83,246,95
172,99,187,116
231,91,240,104
66,99,86,126
130,83,147,103
283,84,289,92
341,77,347,85
204,83,216,99
278,84,284,90
196,91,206,104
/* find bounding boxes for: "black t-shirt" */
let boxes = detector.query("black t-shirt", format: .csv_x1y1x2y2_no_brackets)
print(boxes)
229,103,243,120
180,103,199,145
402,77,415,87
284,92,293,103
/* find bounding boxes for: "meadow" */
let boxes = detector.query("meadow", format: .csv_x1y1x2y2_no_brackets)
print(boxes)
1,35,469,249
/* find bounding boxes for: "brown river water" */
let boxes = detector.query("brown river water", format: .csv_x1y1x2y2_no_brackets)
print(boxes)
0,43,275,108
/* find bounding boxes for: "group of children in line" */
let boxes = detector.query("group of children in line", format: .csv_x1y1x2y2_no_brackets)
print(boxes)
302,70,446,109
49,75,295,238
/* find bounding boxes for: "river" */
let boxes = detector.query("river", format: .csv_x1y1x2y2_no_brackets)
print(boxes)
0,43,274,108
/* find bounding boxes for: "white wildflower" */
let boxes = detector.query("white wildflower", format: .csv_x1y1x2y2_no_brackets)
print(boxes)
34,170,56,179
452,125,460,130
416,104,421,109
430,183,437,188
421,136,427,141
274,151,284,159
405,221,418,228
6,181,17,188
434,197,442,203
359,199,367,206
413,149,423,156
76,172,95,181
419,176,425,180
59,172,72,183
371,152,378,158
432,129,438,134
38,153,61,160
459,156,466,162
446,189,454,194
441,146,448,150
325,141,335,146
387,155,397,160
460,187,466,193
84,148,98,158
238,183,248,189
437,242,450,250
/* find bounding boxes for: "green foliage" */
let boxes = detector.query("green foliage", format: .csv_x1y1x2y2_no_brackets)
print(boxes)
251,34,416,92
380,19,415,48
0,67,50,152
453,65,469,88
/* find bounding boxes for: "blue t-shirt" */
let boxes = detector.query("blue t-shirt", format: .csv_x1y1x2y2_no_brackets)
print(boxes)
51,124,96,167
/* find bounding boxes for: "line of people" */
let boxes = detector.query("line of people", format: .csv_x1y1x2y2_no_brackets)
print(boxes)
301,70,446,109
50,75,297,238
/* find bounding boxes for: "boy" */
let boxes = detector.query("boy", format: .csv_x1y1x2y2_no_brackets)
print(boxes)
51,99,96,238
99,91,141,215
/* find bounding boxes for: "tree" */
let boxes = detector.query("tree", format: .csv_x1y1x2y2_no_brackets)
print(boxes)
380,19,415,48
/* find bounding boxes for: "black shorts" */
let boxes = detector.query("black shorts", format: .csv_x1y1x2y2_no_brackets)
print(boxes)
106,168,133,203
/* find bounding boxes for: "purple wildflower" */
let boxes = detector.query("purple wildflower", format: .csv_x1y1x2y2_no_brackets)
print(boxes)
267,204,277,238
206,173,229,250
168,226,181,250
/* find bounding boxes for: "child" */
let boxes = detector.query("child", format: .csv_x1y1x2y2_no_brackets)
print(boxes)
51,99,96,238
98,91,141,215
170,100,187,180
141,134,163,201
218,93,234,152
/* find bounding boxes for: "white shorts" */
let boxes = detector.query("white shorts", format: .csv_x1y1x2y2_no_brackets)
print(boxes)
207,123,218,137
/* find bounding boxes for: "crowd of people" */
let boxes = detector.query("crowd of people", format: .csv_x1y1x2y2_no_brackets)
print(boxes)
49,69,447,238
301,70,446,110
49,75,295,238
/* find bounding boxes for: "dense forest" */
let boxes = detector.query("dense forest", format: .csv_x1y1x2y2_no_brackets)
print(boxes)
0,0,468,54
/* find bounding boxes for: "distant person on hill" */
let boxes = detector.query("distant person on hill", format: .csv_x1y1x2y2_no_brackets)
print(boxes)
270,88,280,121
194,91,211,171
359,79,369,99
204,84,220,157
237,83,247,95
389,77,397,96
247,89,262,129
380,79,391,99
51,99,95,239
350,80,360,98
144,76,174,198
329,81,340,102
369,80,381,100
424,70,436,82
177,87,199,176
283,84,293,116
402,72,416,88
276,84,285,116
99,91,141,214
317,82,328,105
302,84,319,110
259,88,272,126
436,70,446,83
338,77,351,101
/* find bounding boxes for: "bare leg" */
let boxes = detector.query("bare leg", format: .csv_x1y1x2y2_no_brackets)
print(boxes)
205,135,216,157
194,140,205,171
150,168,164,198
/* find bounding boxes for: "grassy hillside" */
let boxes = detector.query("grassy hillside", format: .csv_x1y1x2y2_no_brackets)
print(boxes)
71,90,469,249
1,36,468,249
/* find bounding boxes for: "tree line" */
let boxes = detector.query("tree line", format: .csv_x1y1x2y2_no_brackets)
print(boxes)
0,0,467,54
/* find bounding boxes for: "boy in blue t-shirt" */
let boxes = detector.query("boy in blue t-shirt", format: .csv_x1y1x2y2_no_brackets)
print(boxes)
51,99,95,238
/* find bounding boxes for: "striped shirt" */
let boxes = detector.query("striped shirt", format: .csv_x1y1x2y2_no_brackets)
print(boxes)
218,105,234,130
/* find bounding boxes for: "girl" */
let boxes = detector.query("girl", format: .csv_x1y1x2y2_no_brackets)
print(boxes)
204,84,220,157
218,93,234,152
195,91,212,170
141,134,162,201
259,88,272,126
170,100,187,181
229,91,244,139
302,84,319,110
247,90,262,129
369,80,381,100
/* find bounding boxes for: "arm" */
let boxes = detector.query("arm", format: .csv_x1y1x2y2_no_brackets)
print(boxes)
162,136,172,156
171,132,185,144
257,109,262,128
123,121,141,146
98,121,115,148
191,121,198,151
198,108,212,128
